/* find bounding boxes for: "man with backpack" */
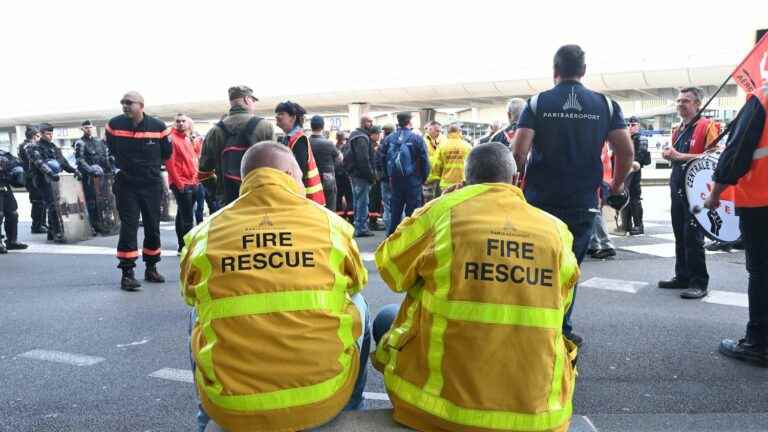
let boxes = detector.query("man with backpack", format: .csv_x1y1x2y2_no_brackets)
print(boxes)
345,117,378,237
380,112,430,235
198,86,274,206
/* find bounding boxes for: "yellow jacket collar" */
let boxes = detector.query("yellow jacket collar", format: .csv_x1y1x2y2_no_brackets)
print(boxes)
473,182,525,199
240,167,304,196
447,132,463,139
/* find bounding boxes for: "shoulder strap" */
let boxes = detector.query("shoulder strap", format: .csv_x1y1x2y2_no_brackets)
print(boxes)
215,120,232,137
528,94,539,117
603,94,614,119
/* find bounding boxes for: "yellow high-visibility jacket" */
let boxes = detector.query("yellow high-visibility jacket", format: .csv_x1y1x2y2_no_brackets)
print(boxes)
425,133,444,184
374,183,580,432
432,132,472,189
181,167,367,432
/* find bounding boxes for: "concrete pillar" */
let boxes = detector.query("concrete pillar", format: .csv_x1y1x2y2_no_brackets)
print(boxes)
471,107,480,122
348,103,370,129
417,109,436,131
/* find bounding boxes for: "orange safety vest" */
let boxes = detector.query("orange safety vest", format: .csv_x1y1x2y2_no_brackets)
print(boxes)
734,89,768,207
287,129,326,205
671,118,720,155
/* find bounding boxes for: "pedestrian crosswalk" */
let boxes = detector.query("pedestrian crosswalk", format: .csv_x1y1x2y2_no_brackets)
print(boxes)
580,276,748,308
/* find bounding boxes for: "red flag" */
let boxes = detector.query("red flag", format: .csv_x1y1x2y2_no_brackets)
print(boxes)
731,32,768,93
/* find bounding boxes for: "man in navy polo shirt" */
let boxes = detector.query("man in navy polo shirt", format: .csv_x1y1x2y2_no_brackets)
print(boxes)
512,44,634,346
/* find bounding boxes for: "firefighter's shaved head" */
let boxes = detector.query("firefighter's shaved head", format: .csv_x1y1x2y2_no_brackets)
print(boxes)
241,141,304,190
465,143,516,185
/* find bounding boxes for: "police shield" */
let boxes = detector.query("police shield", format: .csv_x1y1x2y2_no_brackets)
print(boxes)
52,173,92,242
90,173,120,235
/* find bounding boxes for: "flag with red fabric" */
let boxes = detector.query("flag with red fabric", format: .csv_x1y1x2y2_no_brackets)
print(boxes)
731,32,768,93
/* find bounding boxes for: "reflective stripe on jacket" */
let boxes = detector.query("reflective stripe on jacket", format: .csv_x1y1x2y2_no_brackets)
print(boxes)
181,168,366,432
425,134,443,183
735,88,768,207
432,132,471,188
373,183,579,432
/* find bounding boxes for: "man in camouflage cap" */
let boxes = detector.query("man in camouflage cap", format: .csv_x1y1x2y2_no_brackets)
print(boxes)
198,86,274,206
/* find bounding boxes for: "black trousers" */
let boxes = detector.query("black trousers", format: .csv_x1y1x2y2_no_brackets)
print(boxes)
336,172,353,216
0,187,19,243
173,187,196,252
620,170,644,230
670,188,708,288
39,180,63,239
81,175,107,234
26,178,46,229
739,207,768,345
115,179,162,269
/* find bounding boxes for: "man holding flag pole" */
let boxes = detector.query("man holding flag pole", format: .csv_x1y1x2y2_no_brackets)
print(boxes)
703,31,768,367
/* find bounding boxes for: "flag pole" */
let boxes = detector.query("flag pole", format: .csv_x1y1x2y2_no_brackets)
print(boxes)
668,74,731,149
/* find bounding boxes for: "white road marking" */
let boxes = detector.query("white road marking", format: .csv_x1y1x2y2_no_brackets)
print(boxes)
702,290,748,308
18,349,104,366
363,392,390,401
361,252,375,262
15,243,177,256
149,368,194,383
580,277,648,294
620,243,725,258
650,233,676,241
581,415,598,432
116,338,151,348
643,222,664,228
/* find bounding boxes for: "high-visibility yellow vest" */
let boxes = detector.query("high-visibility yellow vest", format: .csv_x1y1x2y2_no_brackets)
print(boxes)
425,134,444,184
374,183,579,432
181,167,367,432
432,132,471,189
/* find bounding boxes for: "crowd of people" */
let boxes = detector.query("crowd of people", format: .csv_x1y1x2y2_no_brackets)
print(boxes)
1,42,766,432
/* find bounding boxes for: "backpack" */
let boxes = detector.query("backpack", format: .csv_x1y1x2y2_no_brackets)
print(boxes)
637,135,652,167
387,130,416,178
342,139,359,175
219,116,262,183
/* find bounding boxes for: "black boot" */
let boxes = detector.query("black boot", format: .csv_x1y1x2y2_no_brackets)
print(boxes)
619,206,632,233
145,264,165,283
0,239,7,254
719,338,768,367
120,268,141,291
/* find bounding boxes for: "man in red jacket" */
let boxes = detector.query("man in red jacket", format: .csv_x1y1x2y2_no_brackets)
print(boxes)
166,113,200,253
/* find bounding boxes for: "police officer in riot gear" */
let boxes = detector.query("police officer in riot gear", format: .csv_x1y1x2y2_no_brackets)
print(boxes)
28,123,78,243
620,116,652,235
0,149,29,253
18,125,47,233
74,120,113,235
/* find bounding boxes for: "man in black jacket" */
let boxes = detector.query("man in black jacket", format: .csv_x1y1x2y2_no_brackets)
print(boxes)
620,116,651,235
308,115,341,211
106,91,172,291
28,123,78,243
346,117,377,237
18,126,46,233
0,149,28,253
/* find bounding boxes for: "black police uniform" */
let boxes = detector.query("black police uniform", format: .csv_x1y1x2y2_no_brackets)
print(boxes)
0,150,27,251
105,114,171,270
620,132,650,233
74,134,113,234
28,138,78,242
18,139,47,232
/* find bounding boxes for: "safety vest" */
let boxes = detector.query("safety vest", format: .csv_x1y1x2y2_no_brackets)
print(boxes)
671,117,720,155
181,168,367,432
734,88,768,207
432,132,471,188
287,129,326,205
374,183,580,432
425,134,444,184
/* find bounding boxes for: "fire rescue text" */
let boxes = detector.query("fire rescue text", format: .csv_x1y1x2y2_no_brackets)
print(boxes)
221,232,315,273
464,238,554,286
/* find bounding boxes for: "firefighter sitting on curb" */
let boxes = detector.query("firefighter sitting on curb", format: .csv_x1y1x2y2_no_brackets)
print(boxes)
372,142,580,432
181,141,370,432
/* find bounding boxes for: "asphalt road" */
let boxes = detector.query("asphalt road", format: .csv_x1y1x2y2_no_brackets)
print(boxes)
1,186,766,431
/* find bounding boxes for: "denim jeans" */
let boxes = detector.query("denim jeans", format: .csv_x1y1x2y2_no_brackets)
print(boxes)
533,205,596,337
373,304,400,345
189,293,370,432
351,177,372,235
193,184,205,225
381,181,392,231
388,177,422,235
589,212,615,251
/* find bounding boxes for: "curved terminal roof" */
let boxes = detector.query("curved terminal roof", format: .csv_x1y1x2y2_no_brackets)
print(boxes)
0,64,735,128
